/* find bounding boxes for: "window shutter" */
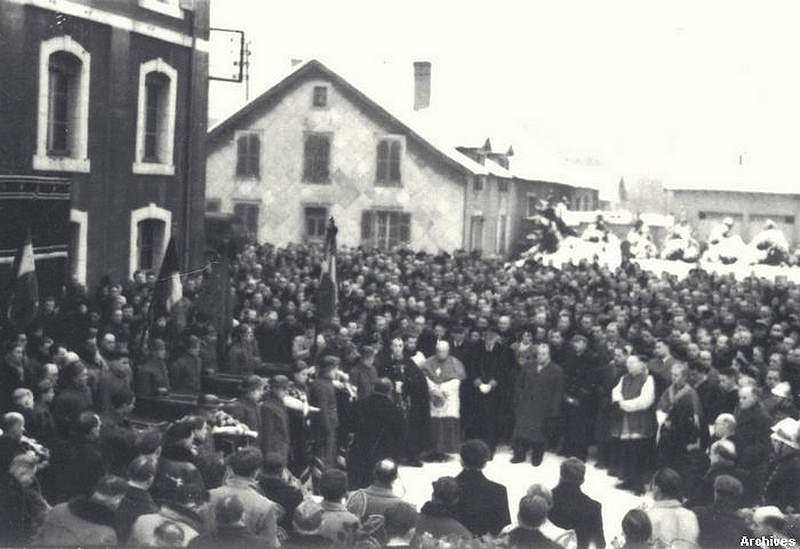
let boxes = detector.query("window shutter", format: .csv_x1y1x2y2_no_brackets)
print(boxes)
361,211,374,245
303,138,313,180
236,136,246,175
389,141,401,183
376,141,388,183
399,212,411,244
319,137,330,181
250,135,260,177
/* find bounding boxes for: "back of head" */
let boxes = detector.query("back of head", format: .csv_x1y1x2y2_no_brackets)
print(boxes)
127,455,157,483
383,502,418,538
653,468,683,500
94,475,128,499
432,476,460,506
227,447,262,478
294,499,324,535
622,509,652,544
215,495,245,526
560,457,586,487
459,439,490,469
714,474,743,504
525,484,554,509
517,495,549,529
262,451,287,476
373,459,398,486
319,468,348,502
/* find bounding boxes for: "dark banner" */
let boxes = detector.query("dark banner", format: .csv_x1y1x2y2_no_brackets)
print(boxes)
0,175,71,302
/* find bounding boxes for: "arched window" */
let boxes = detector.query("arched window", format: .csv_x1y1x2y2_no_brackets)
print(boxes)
133,59,177,175
130,204,172,277
35,36,91,172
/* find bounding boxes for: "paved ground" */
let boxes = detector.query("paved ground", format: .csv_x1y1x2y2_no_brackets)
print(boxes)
392,445,642,542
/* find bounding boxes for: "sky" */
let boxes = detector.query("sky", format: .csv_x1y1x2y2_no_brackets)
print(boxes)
208,0,800,191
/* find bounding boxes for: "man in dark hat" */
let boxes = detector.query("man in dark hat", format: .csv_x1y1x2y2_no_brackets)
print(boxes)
261,375,291,462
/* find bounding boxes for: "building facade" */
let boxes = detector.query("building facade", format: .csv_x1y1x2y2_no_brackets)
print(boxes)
0,0,209,291
206,60,494,254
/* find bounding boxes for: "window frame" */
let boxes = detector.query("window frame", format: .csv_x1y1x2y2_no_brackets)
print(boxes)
312,85,328,108
375,136,403,187
302,132,332,184
233,201,261,240
361,209,411,250
235,130,262,179
133,58,177,175
474,175,485,192
303,205,329,243
129,203,172,278
34,36,91,173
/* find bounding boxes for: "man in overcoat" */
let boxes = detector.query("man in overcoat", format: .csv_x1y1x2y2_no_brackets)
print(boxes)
512,343,564,466
347,378,405,489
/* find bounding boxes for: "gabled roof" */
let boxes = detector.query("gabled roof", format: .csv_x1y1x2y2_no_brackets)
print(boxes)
207,59,488,177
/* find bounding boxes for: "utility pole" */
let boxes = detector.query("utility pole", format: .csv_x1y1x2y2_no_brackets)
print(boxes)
244,41,252,101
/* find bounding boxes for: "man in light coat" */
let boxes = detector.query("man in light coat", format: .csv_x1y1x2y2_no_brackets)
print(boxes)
644,468,699,547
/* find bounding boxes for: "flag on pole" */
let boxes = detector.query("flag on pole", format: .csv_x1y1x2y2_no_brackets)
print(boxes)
152,236,183,320
7,229,39,331
316,216,338,327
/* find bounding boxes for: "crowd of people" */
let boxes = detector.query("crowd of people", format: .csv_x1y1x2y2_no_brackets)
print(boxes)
1,239,800,547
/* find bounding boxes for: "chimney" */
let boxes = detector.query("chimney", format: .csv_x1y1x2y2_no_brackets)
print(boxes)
413,61,431,111
291,58,303,68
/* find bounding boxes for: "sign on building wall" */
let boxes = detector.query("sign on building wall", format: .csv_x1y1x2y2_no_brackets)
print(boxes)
208,28,245,82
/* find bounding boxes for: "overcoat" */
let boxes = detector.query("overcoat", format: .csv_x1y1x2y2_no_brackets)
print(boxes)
512,361,564,443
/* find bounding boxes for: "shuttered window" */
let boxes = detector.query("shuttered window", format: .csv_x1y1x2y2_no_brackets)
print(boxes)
303,134,331,183
376,139,402,186
236,133,261,177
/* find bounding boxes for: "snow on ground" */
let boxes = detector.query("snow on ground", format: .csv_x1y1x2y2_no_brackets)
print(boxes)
392,445,642,542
